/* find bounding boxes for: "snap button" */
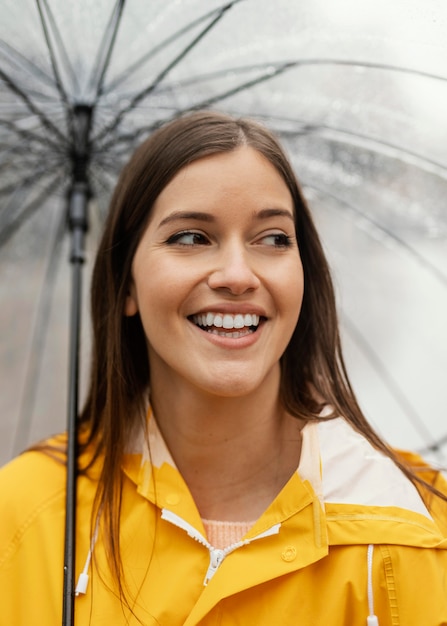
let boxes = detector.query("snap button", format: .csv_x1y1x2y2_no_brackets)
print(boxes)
165,493,180,505
281,546,297,562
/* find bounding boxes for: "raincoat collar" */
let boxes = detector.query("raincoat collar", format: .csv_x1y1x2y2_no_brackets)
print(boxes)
121,407,447,551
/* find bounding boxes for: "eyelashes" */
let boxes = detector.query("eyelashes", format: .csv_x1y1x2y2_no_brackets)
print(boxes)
165,231,210,246
260,233,294,248
165,230,295,249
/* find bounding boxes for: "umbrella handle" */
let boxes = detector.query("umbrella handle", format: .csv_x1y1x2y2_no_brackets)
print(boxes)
62,182,89,626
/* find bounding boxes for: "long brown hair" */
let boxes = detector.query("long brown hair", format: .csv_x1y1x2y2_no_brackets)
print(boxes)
79,110,445,602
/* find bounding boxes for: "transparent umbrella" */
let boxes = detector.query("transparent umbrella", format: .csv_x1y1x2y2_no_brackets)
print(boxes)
2,0,447,457
1,1,447,613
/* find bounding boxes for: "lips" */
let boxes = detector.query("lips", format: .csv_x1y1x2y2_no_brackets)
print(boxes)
189,311,263,337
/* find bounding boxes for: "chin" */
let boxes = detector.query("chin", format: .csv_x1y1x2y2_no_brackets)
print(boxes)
196,370,274,399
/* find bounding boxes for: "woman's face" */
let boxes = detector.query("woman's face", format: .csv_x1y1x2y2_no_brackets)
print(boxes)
125,146,304,400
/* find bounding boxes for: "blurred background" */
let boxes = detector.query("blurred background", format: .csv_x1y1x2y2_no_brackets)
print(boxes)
1,0,446,467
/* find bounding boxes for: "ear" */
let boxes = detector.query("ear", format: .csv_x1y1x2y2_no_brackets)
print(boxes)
124,284,139,317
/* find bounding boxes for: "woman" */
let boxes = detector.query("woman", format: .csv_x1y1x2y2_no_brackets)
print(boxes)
0,111,446,625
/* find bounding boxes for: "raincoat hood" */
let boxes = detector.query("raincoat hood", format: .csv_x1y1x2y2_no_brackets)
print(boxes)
1,412,446,625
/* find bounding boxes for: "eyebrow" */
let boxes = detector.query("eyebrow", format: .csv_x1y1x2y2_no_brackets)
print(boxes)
158,208,294,227
255,208,294,222
158,211,215,227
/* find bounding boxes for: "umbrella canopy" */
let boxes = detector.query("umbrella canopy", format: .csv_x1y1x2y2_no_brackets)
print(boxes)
1,0,447,468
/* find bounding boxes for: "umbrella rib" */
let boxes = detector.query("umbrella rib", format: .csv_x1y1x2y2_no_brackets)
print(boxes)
277,121,447,177
12,208,66,455
89,164,119,210
0,39,56,89
152,56,447,96
92,2,236,145
291,57,447,83
0,174,65,248
90,166,113,193
341,312,439,450
92,154,127,181
95,61,295,155
36,0,73,105
228,107,447,182
303,182,447,290
155,62,296,122
0,118,63,152
0,158,63,198
0,67,69,146
100,0,245,95
36,0,76,142
89,0,126,99
0,144,49,171
146,57,447,124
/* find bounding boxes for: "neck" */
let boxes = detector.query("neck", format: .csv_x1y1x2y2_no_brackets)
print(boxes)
149,373,304,521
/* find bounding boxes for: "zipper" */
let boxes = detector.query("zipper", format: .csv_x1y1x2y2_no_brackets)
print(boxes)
366,544,379,625
161,508,280,585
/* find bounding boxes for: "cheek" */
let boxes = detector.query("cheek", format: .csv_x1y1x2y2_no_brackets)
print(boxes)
131,259,195,328
282,258,304,314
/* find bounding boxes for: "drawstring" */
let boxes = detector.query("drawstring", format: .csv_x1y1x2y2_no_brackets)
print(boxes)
367,544,379,625
73,513,383,620
75,515,100,596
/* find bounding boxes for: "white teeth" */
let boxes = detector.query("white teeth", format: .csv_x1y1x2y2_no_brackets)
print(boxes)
234,314,245,329
244,314,252,326
191,312,261,331
222,314,233,329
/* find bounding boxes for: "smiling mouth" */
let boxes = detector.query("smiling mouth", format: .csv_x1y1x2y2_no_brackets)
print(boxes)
189,312,263,338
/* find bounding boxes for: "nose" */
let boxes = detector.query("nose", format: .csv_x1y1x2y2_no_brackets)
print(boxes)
207,243,261,295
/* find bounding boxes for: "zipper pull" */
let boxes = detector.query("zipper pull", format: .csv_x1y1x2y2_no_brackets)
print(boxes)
204,548,225,586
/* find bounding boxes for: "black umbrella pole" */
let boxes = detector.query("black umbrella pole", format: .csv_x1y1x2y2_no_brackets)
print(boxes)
62,182,89,626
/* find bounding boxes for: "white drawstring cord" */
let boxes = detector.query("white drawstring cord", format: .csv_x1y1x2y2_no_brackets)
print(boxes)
75,516,100,596
367,544,379,625
73,516,383,619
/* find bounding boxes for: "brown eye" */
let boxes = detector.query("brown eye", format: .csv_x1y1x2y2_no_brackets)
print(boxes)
260,233,293,248
166,231,210,246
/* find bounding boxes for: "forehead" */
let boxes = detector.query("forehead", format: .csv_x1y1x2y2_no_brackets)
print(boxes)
151,146,294,219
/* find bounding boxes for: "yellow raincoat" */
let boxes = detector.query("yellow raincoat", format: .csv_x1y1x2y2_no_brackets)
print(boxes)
1,413,446,625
